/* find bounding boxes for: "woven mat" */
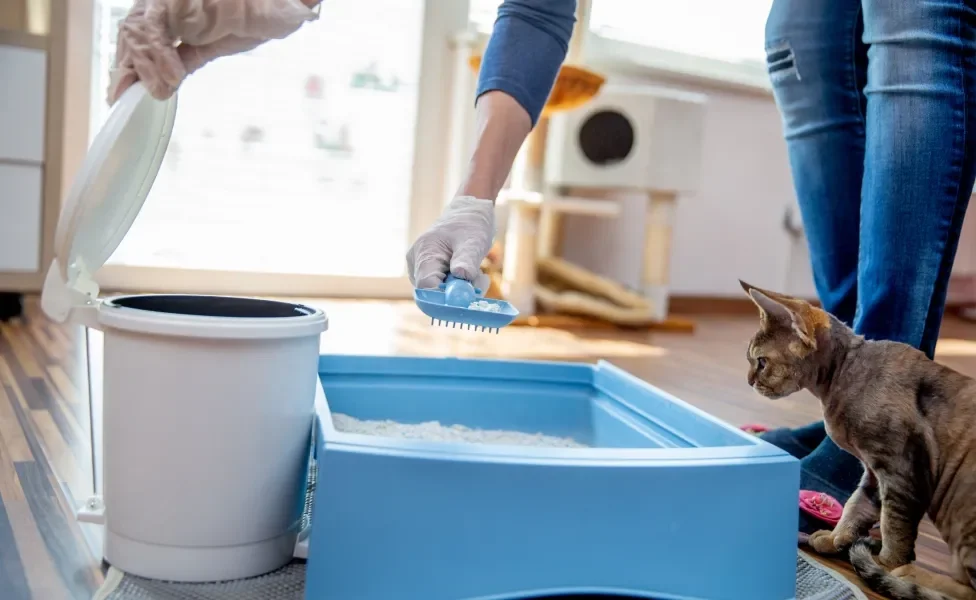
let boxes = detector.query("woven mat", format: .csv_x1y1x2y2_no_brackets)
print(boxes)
94,551,866,600
93,447,866,599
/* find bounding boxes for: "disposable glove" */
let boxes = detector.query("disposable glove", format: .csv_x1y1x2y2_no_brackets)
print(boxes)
109,0,319,104
406,196,495,291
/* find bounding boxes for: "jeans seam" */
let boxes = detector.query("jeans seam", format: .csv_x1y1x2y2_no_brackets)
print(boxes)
849,4,866,127
921,14,970,353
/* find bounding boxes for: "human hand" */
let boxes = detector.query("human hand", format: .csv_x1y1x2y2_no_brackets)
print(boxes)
406,196,495,291
109,0,319,104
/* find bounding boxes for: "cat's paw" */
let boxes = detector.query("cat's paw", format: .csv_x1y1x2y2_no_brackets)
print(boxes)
809,530,845,555
891,564,919,582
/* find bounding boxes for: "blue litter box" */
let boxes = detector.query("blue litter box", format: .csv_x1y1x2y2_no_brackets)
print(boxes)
305,355,800,600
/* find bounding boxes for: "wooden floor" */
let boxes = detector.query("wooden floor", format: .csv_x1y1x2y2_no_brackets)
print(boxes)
2,296,975,599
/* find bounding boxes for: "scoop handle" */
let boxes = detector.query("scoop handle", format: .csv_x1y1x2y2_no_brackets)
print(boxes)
443,274,490,307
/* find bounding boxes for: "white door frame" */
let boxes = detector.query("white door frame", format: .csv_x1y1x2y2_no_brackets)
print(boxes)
90,0,471,299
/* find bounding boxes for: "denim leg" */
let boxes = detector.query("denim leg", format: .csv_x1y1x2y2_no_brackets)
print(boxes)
763,0,866,503
766,0,866,325
856,0,976,359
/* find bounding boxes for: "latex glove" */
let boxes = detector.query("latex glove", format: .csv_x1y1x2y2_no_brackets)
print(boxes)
109,0,319,104
406,196,495,291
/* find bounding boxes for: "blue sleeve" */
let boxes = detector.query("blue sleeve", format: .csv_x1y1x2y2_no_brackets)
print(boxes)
476,0,577,126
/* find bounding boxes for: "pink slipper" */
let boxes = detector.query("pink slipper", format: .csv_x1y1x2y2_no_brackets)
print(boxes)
740,423,770,435
799,490,842,526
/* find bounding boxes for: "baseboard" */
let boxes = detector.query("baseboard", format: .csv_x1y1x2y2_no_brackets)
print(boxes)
669,297,755,315
669,295,822,315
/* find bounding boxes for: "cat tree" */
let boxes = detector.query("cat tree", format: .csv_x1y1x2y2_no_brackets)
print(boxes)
462,1,704,331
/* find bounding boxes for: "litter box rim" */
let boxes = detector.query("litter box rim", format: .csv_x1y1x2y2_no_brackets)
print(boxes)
314,355,797,465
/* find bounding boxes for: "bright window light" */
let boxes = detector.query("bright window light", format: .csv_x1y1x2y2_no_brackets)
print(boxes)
589,0,771,65
469,0,771,71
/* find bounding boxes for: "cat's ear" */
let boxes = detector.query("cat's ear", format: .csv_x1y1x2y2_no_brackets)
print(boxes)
738,279,757,296
741,281,816,347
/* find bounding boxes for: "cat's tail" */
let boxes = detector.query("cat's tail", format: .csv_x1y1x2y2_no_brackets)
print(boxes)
849,538,952,600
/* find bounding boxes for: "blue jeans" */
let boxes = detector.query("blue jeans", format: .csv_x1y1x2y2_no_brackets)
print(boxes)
764,0,976,528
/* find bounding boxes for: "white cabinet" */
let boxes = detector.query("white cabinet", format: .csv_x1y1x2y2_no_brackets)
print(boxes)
0,41,47,278
0,44,46,163
0,164,43,271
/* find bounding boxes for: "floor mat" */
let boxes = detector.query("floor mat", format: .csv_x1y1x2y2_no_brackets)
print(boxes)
94,552,867,600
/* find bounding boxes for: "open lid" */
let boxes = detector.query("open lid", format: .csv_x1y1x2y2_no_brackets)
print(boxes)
41,82,177,323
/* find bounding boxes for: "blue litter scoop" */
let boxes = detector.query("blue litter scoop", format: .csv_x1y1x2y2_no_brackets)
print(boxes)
414,275,519,333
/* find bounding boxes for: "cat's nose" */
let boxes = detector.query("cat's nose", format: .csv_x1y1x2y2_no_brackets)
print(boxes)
747,369,756,387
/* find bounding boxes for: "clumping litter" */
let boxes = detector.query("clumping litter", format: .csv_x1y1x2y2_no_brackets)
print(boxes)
331,413,587,448
467,299,501,312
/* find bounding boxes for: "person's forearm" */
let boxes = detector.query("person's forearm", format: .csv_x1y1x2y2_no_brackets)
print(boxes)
457,91,531,203
458,0,576,203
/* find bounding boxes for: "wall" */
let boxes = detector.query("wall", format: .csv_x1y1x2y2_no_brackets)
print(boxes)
559,74,811,298
0,0,50,35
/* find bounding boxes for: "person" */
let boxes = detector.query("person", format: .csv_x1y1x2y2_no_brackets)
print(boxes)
110,0,577,294
762,0,976,533
120,0,976,537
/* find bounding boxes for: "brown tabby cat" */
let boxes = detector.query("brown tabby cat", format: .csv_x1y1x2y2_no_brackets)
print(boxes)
740,280,976,600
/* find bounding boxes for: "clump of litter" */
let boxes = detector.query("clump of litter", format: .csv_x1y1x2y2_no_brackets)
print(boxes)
332,413,587,448
467,299,501,312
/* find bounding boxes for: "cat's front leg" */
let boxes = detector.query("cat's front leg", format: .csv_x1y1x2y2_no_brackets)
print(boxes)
876,468,928,569
809,468,880,555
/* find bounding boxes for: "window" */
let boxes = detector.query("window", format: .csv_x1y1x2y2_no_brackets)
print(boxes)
469,0,502,31
87,0,467,297
468,0,771,89
589,0,770,66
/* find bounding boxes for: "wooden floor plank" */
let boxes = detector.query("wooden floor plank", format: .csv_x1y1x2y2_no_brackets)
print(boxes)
29,378,87,466
14,462,99,600
27,321,62,364
0,430,72,600
47,366,82,407
1,324,44,378
30,411,86,505
0,490,32,600
2,500,72,600
0,384,33,463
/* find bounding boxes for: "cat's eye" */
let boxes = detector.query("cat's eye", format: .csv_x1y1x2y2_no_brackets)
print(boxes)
756,357,768,371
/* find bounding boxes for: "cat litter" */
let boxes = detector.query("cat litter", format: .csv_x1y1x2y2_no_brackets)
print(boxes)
467,299,502,312
331,413,587,448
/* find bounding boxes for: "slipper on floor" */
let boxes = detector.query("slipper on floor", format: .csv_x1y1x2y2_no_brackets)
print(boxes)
740,423,770,435
798,490,842,527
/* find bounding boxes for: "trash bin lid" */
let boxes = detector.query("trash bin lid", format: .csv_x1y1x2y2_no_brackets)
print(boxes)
41,82,177,322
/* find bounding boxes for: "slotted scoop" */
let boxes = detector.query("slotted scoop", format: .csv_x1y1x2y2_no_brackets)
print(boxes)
414,275,519,334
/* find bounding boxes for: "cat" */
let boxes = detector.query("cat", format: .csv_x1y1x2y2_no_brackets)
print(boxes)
740,280,976,600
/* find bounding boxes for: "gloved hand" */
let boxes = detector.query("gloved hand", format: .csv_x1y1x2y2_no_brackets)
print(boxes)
406,196,495,291
109,0,319,104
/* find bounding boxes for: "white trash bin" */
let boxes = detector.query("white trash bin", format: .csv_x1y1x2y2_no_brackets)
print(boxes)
40,83,328,582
